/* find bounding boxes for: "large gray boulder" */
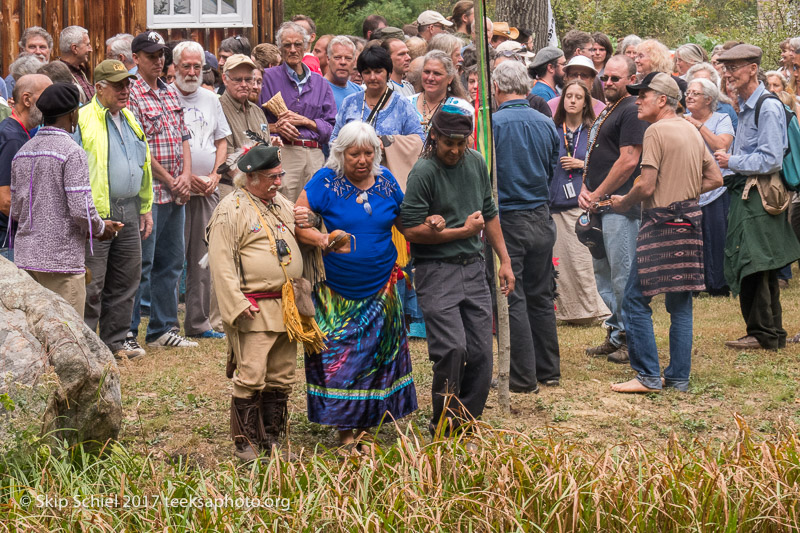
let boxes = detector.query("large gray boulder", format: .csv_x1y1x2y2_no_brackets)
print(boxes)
0,256,122,445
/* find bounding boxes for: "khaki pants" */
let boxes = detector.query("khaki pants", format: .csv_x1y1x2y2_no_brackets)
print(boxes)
232,330,297,398
278,144,324,203
26,270,86,319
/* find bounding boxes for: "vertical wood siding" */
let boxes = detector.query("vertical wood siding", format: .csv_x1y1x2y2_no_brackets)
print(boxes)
1,0,280,80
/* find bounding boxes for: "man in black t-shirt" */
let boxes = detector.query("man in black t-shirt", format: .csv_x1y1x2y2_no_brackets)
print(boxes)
578,55,648,364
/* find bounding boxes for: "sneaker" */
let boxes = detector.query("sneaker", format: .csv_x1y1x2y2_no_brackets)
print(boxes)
147,328,199,348
607,344,629,364
119,333,146,359
408,321,427,339
188,329,226,339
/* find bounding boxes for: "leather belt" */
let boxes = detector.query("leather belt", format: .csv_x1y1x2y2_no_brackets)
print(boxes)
288,139,319,149
416,253,483,266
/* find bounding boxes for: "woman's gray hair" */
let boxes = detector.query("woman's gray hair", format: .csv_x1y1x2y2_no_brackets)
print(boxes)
326,121,382,179
790,37,800,54
688,78,719,111
173,41,206,67
765,70,788,88
686,62,720,86
493,60,531,95
618,35,641,55
429,33,463,56
10,53,45,81
675,43,707,66
59,26,88,54
327,35,356,57
276,22,310,49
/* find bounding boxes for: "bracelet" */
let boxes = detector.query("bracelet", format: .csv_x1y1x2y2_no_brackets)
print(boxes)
696,122,702,130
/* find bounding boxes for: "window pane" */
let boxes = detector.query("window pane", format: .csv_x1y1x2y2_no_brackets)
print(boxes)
173,0,191,14
154,0,169,15
222,0,236,14
203,0,217,14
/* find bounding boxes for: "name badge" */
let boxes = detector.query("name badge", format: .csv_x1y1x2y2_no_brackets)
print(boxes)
563,181,576,199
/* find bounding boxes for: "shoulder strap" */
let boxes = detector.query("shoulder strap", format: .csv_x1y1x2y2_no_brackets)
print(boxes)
754,92,781,127
365,87,394,126
244,192,290,282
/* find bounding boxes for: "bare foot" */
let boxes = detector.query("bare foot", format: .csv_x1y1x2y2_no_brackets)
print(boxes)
610,378,660,394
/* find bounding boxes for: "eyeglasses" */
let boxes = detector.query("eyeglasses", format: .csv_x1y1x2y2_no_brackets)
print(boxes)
721,63,750,73
497,50,521,59
569,72,593,80
228,76,254,84
685,90,705,98
107,80,131,91
599,75,622,83
264,170,286,180
355,191,372,215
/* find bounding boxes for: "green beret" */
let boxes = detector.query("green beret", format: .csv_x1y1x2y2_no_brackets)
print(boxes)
238,145,282,173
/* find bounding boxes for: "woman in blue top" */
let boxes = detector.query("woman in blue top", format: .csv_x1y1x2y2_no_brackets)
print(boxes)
332,46,428,339
549,80,609,324
294,121,418,450
331,46,424,144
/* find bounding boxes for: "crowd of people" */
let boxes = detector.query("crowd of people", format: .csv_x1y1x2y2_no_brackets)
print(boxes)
1,7,800,460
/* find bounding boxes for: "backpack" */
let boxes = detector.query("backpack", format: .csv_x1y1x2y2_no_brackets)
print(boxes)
754,93,800,192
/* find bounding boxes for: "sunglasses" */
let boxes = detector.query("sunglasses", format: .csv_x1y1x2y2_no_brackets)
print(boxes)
355,191,372,215
599,75,623,83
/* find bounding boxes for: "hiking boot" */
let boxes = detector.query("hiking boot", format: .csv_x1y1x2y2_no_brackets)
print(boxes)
586,329,618,357
147,327,199,348
607,344,629,364
231,395,266,462
116,333,146,360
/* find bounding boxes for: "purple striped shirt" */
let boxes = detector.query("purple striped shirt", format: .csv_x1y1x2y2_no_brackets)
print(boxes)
10,127,105,273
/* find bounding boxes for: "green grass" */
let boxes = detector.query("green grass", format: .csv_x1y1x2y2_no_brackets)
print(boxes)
3,274,800,529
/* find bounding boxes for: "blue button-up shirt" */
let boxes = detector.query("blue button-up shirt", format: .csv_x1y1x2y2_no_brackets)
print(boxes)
729,83,787,176
285,62,311,95
493,99,559,212
106,113,147,199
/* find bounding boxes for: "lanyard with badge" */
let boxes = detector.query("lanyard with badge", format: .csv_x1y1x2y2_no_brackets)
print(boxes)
562,123,582,200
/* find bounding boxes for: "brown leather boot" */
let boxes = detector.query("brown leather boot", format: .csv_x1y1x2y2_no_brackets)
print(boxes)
230,395,266,462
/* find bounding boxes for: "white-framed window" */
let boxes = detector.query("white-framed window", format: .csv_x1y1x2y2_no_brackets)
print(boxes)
147,0,252,29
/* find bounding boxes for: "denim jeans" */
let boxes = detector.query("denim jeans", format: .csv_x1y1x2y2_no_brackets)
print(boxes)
592,213,639,347
130,202,185,342
0,247,12,261
622,259,693,391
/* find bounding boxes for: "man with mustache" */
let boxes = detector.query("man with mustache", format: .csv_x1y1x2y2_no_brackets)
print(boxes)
207,145,305,461
0,74,52,260
74,60,154,359
173,41,231,341
3,26,53,99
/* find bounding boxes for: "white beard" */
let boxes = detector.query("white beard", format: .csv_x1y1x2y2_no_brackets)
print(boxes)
175,74,200,94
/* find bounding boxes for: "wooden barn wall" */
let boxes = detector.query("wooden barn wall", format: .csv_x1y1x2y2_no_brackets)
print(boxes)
1,0,281,80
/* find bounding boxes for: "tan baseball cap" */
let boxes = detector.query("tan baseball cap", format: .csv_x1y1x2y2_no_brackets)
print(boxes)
417,10,453,27
223,53,257,73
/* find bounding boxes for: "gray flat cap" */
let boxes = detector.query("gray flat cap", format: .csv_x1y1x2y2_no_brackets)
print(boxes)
717,44,762,65
531,46,563,69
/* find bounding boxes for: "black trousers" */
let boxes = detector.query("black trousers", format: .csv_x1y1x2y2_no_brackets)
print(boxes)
415,259,493,429
739,269,786,349
500,206,561,391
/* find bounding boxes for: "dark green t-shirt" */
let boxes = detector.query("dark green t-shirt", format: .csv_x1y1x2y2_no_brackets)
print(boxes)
401,149,498,261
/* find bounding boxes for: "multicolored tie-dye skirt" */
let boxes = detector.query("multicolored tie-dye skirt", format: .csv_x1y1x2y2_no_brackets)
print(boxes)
305,271,418,429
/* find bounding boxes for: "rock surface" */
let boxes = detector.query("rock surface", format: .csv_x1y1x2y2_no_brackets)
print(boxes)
0,256,122,444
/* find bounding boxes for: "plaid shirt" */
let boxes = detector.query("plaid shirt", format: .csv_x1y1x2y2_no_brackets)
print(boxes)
128,76,190,204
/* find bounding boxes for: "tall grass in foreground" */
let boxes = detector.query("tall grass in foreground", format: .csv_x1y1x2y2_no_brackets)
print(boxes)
1,414,798,532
